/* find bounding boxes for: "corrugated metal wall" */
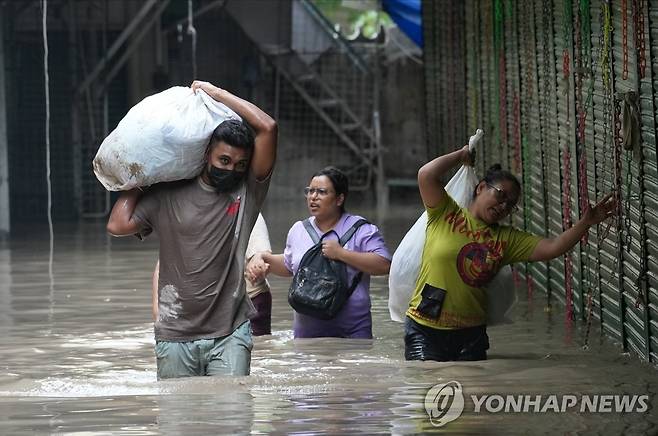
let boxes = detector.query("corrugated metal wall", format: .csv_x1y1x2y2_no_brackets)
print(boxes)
423,0,657,364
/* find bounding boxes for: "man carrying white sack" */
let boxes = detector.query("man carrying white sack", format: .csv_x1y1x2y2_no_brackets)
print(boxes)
107,81,277,379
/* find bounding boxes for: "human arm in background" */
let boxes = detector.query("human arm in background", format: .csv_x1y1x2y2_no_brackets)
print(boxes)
244,214,276,284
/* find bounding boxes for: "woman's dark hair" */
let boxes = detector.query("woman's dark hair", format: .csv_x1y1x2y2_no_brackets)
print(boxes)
208,119,255,151
312,166,349,211
473,164,521,199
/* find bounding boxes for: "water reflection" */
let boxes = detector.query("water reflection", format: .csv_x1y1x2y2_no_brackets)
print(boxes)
0,248,12,328
0,203,655,434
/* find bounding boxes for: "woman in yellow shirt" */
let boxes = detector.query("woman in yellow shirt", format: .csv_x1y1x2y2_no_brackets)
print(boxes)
405,144,616,361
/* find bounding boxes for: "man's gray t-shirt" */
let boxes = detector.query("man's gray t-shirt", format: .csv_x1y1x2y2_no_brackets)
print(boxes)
133,173,269,341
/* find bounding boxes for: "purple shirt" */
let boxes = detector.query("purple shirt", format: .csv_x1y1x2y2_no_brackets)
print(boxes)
284,213,391,338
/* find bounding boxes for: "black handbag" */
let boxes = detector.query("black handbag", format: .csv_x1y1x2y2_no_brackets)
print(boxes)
288,219,368,320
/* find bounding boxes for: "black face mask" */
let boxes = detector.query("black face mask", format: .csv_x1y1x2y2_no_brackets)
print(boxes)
207,165,245,193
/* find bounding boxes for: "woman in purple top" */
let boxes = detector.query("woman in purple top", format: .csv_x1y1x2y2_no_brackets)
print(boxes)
247,166,392,338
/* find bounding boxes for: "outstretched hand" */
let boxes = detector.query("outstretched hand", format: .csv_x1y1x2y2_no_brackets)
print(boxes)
583,192,617,226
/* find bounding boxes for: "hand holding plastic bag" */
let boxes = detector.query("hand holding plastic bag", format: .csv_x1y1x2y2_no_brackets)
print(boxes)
444,129,482,207
93,86,241,191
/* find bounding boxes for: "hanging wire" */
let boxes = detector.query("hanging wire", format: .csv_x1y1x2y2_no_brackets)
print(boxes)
42,0,55,327
187,0,198,79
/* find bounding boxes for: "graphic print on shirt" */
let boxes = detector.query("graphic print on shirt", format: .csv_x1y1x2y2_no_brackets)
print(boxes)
445,210,507,288
227,197,241,216
457,242,499,287
158,284,183,322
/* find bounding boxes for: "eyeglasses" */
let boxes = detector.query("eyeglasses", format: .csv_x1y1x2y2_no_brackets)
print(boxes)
303,187,334,197
486,182,519,213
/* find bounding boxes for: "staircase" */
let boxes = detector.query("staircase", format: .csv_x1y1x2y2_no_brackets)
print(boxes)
226,0,382,191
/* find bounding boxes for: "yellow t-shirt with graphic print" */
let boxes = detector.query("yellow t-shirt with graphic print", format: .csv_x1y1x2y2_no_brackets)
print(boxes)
407,194,542,330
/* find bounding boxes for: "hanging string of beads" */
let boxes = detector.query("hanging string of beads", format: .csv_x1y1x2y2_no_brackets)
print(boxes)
575,0,591,243
632,0,647,79
562,144,576,322
494,0,507,149
600,2,611,90
622,0,629,79
623,150,634,251
613,98,624,245
630,0,648,311
541,0,553,311
523,1,535,98
585,0,615,348
633,147,648,309
513,94,522,174
518,0,536,298
521,0,534,231
597,0,615,332
469,5,479,131
598,2,615,240
580,0,591,59
561,0,575,324
576,0,597,350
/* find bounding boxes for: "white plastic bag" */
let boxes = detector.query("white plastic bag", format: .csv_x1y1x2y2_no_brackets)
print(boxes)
93,86,241,191
387,211,428,322
485,265,516,325
388,129,517,325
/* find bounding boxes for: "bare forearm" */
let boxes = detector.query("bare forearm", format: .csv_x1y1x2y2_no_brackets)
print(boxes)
193,81,277,179
336,251,391,276
262,252,292,277
418,148,464,186
553,218,591,255
204,87,276,134
531,218,591,261
418,147,469,208
107,189,143,236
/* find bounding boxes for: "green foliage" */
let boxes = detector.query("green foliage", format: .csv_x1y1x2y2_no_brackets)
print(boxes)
310,0,393,40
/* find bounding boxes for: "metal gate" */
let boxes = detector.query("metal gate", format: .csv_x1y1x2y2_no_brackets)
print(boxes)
423,0,658,364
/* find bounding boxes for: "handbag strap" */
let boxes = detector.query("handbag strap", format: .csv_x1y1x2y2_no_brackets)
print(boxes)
302,219,321,244
341,219,369,296
303,218,370,246
339,219,369,246
347,271,363,296
302,218,370,297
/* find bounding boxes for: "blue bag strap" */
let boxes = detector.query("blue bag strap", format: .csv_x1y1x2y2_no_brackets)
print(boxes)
302,219,321,245
338,219,369,246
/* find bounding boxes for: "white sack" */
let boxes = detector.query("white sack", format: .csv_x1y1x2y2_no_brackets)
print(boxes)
387,211,428,322
93,86,241,191
388,129,517,325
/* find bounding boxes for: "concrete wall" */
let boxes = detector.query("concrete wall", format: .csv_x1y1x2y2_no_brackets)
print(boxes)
380,56,426,180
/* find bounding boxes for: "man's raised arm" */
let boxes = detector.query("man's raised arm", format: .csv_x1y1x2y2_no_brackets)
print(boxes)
191,81,278,181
